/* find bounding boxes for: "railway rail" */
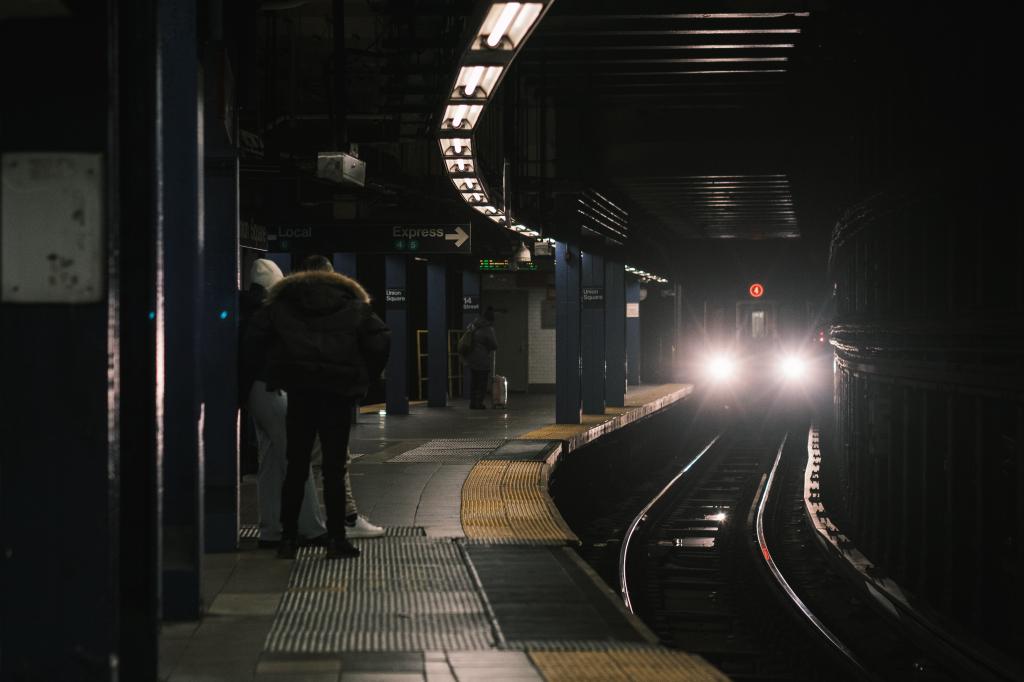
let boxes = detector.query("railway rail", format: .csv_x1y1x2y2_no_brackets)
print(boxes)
615,419,978,681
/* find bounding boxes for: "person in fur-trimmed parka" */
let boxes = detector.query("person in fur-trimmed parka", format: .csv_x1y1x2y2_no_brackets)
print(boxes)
244,255,390,559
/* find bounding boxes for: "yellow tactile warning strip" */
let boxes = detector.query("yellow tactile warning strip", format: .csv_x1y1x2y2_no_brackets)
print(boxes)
461,460,578,543
517,384,693,453
529,648,729,682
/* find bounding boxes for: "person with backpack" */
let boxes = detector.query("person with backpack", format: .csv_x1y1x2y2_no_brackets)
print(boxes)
459,306,498,409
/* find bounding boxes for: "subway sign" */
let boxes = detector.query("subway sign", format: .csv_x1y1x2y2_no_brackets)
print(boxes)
267,223,472,254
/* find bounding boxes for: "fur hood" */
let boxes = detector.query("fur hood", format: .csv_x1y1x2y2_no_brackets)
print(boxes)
267,270,371,309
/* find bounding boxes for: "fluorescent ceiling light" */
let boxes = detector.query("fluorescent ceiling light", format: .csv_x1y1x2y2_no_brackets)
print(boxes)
477,2,543,50
455,65,504,98
453,177,480,191
462,192,488,204
443,103,482,129
488,3,521,47
464,65,485,94
446,159,475,173
452,104,468,127
440,138,472,156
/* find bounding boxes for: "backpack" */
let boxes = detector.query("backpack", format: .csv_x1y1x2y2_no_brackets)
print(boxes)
457,324,475,357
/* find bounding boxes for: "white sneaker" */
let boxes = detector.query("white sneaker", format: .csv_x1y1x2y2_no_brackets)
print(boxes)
345,515,385,539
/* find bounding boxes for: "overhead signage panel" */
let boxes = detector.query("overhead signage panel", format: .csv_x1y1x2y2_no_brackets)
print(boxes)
267,223,472,255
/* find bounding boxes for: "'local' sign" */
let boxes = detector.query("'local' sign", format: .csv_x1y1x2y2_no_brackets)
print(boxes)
267,223,472,255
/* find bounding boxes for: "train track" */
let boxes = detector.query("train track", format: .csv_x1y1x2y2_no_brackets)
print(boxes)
617,421,972,681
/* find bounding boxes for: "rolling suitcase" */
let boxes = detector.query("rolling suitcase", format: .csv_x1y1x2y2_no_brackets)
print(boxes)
491,373,508,408
491,355,507,408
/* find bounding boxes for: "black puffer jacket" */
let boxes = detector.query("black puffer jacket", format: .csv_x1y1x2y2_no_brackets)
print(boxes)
244,271,391,397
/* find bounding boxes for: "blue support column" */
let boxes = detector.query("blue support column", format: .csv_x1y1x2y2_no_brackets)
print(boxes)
201,152,239,553
605,260,626,407
427,261,448,407
581,250,605,415
267,252,291,274
626,279,642,386
461,270,480,400
160,0,204,620
333,253,359,423
0,10,138,677
555,241,582,424
333,252,357,277
385,256,409,415
118,0,162,673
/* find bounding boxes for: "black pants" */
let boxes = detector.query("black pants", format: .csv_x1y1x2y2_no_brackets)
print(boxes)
469,369,490,408
281,390,354,539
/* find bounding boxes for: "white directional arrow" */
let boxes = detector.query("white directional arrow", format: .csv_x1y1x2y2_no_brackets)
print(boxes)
445,226,470,248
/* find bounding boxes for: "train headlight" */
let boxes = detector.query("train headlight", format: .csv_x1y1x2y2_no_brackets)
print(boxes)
707,355,736,382
778,355,807,381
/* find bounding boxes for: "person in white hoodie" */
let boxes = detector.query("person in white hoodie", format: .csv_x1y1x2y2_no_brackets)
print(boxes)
241,258,327,546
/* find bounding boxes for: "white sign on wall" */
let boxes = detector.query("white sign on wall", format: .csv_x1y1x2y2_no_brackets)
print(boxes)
626,302,640,318
1,153,104,303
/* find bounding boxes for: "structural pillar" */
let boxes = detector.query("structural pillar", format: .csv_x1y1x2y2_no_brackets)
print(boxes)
626,279,642,386
333,253,359,424
118,0,163,674
605,259,626,407
555,241,582,424
427,261,448,406
333,252,356,277
160,0,205,621
202,40,240,554
385,255,409,414
0,7,141,678
267,251,291,274
581,250,605,415
461,270,481,399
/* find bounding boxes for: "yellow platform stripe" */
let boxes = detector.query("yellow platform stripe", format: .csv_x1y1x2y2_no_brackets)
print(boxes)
517,384,691,448
461,460,578,543
529,649,729,682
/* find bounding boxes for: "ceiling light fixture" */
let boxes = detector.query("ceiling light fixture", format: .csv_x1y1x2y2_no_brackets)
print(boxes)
463,66,485,96
487,3,521,47
438,1,552,243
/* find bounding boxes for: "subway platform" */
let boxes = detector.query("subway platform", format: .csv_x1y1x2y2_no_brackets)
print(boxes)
159,384,728,682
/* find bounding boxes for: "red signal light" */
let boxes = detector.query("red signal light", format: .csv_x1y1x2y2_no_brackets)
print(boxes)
749,283,764,298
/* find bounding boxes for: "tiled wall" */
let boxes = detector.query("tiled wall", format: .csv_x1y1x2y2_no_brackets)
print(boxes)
527,288,555,386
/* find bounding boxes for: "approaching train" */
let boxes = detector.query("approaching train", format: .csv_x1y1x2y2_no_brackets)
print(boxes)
689,281,831,410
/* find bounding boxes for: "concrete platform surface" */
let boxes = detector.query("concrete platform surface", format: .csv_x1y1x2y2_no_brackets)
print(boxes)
159,383,727,681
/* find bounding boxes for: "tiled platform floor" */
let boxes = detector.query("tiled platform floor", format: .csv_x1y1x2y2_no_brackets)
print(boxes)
159,384,726,681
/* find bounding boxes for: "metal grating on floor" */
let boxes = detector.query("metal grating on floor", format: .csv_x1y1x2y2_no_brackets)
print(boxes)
383,525,426,537
462,537,570,546
239,524,259,540
264,536,496,653
388,439,506,463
